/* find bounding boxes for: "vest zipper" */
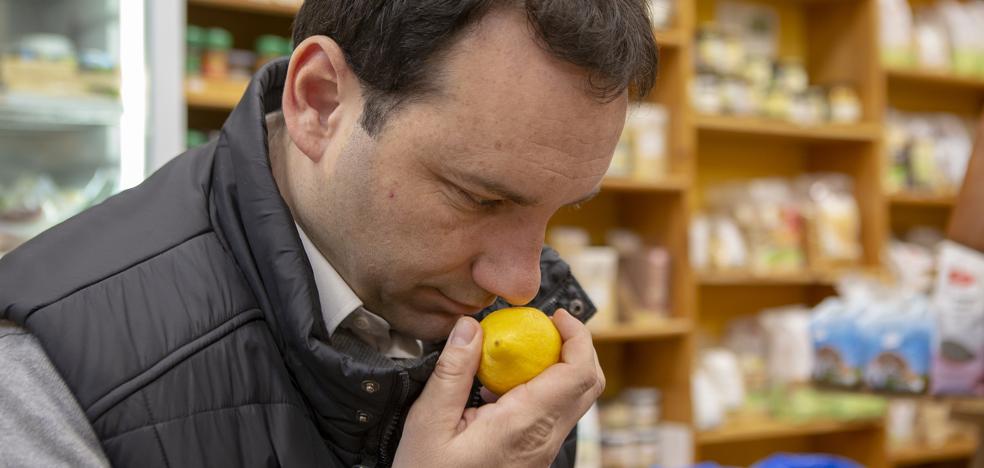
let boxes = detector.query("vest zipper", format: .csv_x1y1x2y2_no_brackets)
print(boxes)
377,370,410,467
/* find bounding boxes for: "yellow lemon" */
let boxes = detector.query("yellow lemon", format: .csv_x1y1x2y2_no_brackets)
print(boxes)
477,307,562,396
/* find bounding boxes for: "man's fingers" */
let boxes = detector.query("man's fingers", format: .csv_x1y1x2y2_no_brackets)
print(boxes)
530,309,606,411
406,317,483,436
552,308,598,368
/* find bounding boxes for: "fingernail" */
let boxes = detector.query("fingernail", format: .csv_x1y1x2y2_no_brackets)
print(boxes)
449,317,477,347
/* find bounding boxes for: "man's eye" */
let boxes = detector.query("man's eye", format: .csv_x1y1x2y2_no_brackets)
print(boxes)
456,187,503,210
475,198,504,208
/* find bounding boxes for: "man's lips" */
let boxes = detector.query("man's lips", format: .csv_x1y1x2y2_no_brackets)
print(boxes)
429,289,492,315
440,294,486,314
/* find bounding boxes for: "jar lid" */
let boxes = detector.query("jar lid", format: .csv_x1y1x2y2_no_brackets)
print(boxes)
255,35,285,56
621,387,661,405
186,130,207,148
206,28,233,50
186,25,206,47
601,429,636,446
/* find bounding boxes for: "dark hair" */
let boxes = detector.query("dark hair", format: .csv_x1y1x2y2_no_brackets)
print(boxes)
292,0,659,136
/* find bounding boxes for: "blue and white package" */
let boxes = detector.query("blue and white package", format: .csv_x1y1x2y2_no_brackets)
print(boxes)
860,294,934,394
811,297,865,388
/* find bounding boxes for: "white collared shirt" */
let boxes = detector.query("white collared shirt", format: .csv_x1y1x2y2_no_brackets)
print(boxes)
295,224,423,359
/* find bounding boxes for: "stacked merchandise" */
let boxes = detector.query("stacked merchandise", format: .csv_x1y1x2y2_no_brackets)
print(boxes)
879,0,984,76
690,174,862,277
647,0,675,30
548,228,672,331
185,26,293,83
576,388,693,468
692,1,861,125
884,109,975,196
808,240,984,449
810,275,935,394
608,104,670,182
1,34,118,97
885,397,979,451
0,172,116,256
811,239,984,398
1,35,119,257
692,303,887,432
600,389,660,468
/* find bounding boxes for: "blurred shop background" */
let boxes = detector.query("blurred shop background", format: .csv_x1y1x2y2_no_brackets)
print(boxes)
2,0,984,467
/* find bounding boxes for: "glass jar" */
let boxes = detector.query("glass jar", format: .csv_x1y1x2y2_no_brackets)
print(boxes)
621,387,661,428
829,84,861,123
601,430,637,468
203,27,233,80
228,49,256,81
186,25,205,77
255,34,287,70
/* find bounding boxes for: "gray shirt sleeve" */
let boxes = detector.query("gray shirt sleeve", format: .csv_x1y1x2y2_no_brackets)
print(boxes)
0,321,110,467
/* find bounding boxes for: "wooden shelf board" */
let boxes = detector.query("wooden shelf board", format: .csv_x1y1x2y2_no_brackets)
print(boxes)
888,436,978,466
696,114,880,143
653,29,685,48
698,417,883,445
185,78,248,111
601,175,689,193
886,66,984,91
698,271,836,286
591,318,692,342
887,192,957,208
188,0,300,16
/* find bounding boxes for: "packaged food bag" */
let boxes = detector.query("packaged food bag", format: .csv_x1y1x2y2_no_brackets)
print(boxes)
861,293,934,394
811,297,866,388
930,240,984,396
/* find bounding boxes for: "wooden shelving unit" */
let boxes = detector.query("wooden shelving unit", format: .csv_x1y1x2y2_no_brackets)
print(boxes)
698,415,888,468
697,270,835,286
591,317,692,342
601,175,689,193
886,66,984,92
887,192,957,208
698,417,883,445
653,29,686,49
181,0,980,466
888,436,978,467
188,0,299,16
185,78,247,110
696,114,882,143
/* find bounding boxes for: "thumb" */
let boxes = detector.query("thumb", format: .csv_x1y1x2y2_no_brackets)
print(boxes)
408,316,483,436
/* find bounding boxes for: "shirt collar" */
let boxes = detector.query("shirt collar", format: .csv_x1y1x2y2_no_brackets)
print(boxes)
294,224,363,336
295,224,424,359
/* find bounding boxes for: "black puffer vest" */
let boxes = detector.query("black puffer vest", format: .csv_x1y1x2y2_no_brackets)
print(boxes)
0,59,595,467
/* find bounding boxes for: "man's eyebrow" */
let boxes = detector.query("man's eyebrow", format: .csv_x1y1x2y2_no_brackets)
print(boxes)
448,169,601,208
449,170,539,206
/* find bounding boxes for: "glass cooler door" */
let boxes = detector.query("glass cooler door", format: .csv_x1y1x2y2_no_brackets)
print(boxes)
0,0,148,257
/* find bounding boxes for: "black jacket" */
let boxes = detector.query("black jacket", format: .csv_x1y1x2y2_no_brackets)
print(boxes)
0,58,595,467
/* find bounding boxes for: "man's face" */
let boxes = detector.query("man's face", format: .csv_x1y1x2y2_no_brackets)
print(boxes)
293,9,627,341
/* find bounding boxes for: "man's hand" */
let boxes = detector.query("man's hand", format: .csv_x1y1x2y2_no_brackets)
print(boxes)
393,309,605,467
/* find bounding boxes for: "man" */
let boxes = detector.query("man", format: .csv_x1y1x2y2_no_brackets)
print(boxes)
0,1,658,466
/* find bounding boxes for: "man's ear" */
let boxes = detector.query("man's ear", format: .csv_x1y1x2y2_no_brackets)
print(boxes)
282,35,360,162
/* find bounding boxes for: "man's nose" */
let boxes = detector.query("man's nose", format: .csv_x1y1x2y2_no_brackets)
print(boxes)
471,229,543,306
